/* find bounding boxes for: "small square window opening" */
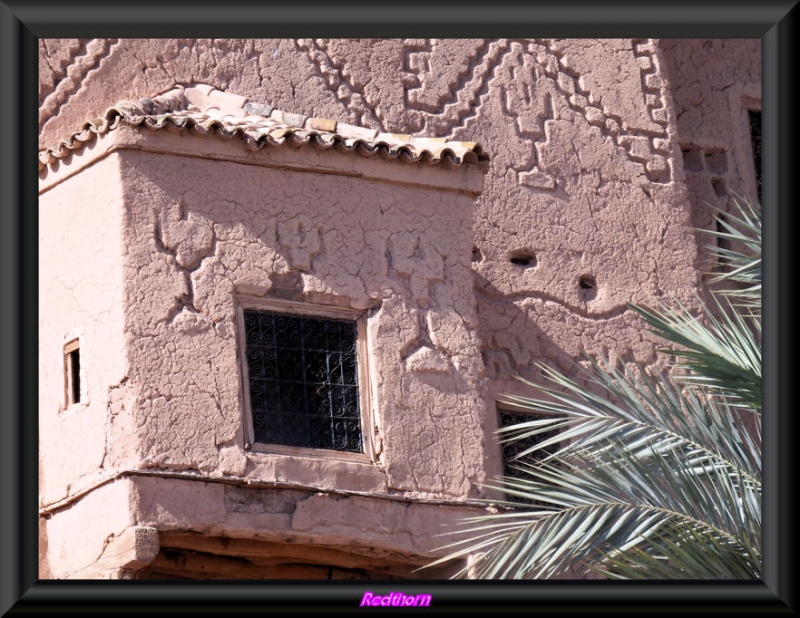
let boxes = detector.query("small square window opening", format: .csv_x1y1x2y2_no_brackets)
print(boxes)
242,307,365,454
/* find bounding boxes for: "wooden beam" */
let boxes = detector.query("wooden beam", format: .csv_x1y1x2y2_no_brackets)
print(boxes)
72,526,159,578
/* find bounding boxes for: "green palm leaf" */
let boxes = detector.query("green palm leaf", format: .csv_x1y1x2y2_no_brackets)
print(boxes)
703,197,761,316
426,196,761,579
630,300,761,412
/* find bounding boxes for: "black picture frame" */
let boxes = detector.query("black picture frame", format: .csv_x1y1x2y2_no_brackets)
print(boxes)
3,2,795,614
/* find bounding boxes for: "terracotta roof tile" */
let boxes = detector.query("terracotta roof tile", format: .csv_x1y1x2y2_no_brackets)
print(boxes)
38,83,489,173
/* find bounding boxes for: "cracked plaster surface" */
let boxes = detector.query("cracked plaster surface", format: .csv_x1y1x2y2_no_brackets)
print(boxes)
42,39,701,381
37,36,759,439
659,40,761,295
38,36,760,475
38,38,761,575
105,148,486,500
39,156,130,504
128,476,486,561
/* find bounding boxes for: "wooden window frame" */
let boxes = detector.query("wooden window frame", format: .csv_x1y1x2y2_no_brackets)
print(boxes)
63,338,83,409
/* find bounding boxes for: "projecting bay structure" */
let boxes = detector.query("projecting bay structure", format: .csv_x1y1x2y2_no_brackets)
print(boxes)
40,83,493,579
38,38,762,579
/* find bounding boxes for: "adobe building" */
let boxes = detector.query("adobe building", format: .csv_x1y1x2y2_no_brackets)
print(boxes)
38,39,761,579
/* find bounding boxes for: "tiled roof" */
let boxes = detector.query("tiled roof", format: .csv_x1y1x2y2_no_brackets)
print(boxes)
38,84,489,173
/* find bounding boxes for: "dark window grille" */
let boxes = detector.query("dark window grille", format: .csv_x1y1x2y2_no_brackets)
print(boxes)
244,310,362,453
748,110,761,202
498,409,562,506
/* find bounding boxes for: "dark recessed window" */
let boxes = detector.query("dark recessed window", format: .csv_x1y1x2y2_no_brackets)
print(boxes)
748,110,761,202
498,408,562,507
64,339,81,407
243,309,363,453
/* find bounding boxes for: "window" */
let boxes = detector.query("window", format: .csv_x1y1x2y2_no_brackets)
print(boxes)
64,339,82,407
239,300,367,455
748,109,762,202
498,408,562,506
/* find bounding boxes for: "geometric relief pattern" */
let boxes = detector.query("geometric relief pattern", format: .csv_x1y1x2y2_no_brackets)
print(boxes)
39,38,120,132
546,38,672,183
46,38,676,187
301,38,674,185
402,38,505,134
244,310,362,453
401,38,674,185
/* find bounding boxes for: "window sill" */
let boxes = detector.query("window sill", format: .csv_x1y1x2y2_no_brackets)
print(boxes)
246,441,374,465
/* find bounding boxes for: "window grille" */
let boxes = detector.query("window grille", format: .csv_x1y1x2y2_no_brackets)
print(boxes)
243,310,363,453
498,409,562,506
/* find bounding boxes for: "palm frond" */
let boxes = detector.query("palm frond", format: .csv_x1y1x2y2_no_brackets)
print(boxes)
630,299,761,412
702,197,761,316
427,196,761,580
425,358,761,579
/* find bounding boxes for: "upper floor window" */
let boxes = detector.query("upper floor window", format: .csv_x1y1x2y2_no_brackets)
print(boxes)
240,302,365,454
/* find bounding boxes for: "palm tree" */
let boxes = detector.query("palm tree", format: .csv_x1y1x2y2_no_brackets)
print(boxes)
428,197,761,579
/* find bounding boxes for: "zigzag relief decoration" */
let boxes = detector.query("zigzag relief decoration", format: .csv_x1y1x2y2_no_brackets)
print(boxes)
402,39,489,113
39,39,86,107
301,38,675,187
541,38,673,183
632,39,671,130
297,38,509,137
401,39,510,136
39,38,120,132
494,42,558,191
42,39,675,189
295,38,386,131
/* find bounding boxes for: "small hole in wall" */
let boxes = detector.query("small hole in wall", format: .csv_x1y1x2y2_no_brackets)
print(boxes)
508,249,537,268
579,275,597,301
472,246,483,262
711,178,727,199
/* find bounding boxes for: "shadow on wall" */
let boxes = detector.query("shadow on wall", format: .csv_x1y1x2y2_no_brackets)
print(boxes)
472,269,606,384
658,39,762,310
470,267,661,490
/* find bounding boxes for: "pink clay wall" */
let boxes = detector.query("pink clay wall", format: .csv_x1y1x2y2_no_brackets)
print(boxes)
38,117,491,576
38,38,761,578
108,144,488,500
39,155,128,505
38,39,730,394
